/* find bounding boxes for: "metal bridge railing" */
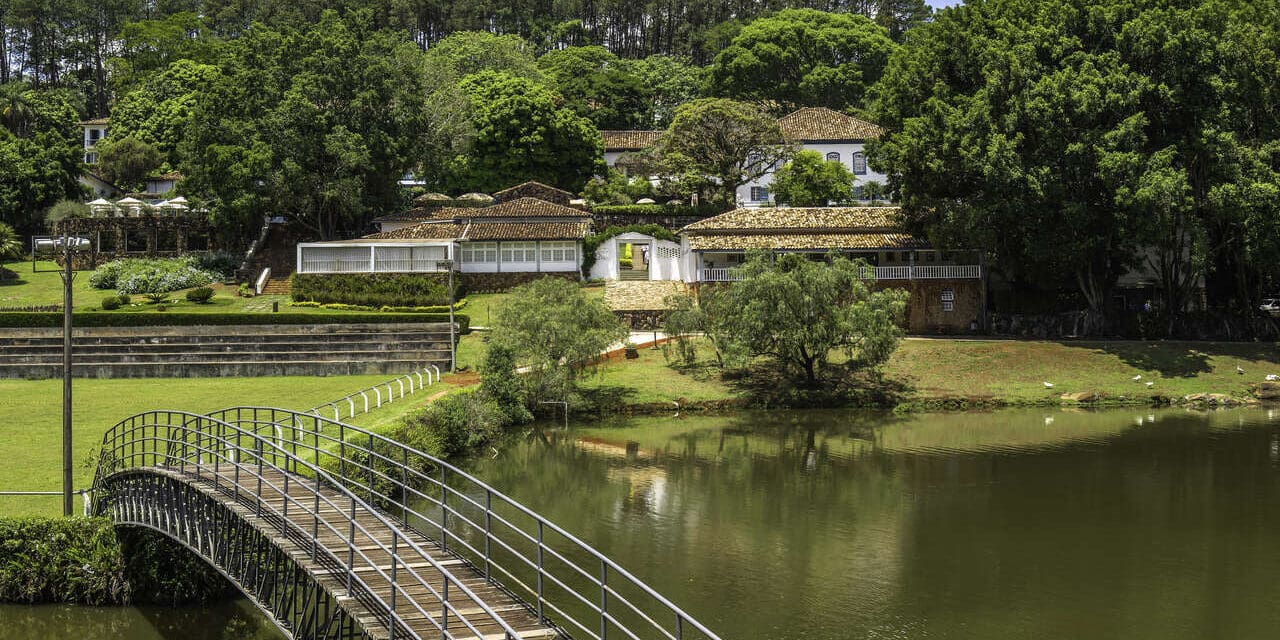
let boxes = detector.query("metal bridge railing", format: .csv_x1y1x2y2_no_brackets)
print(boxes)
92,410,527,640
208,406,722,640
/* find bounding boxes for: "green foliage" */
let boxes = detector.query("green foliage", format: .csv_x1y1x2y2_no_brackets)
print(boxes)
710,9,897,113
581,169,656,205
617,56,707,127
0,222,22,261
291,299,467,313
43,200,90,227
869,0,1280,324
480,343,534,425
100,295,121,310
0,83,82,232
582,224,678,274
397,390,507,459
539,46,651,129
490,278,628,403
117,528,233,606
0,517,129,605
116,294,130,305
771,150,856,206
95,136,164,191
708,252,907,386
447,71,605,193
185,287,214,303
88,258,219,295
589,203,728,218
0,312,470,329
657,99,794,205
290,273,460,307
424,31,542,81
661,293,706,366
109,59,222,167
190,251,241,279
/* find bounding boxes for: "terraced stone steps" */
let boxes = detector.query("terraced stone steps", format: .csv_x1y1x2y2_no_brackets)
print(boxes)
0,322,455,379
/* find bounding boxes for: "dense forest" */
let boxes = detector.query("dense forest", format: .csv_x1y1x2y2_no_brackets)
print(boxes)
3,0,1280,331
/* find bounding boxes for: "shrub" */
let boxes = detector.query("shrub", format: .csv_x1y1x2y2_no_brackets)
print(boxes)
116,294,130,305
591,203,728,218
237,283,254,297
100,296,121,310
190,252,241,279
0,517,129,605
89,257,219,295
143,292,171,305
290,273,463,307
0,222,24,261
481,343,534,425
397,391,506,458
185,287,214,303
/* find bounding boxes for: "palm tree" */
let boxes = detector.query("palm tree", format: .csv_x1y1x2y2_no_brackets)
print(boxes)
0,82,35,138
0,222,23,261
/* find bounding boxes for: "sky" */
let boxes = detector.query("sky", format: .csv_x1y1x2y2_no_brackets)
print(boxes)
928,0,962,7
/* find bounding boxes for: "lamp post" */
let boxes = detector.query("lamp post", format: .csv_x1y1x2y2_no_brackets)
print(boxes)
59,232,78,517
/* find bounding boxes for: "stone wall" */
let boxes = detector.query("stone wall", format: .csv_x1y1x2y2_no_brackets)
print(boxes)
53,215,216,268
459,271,579,293
873,279,984,334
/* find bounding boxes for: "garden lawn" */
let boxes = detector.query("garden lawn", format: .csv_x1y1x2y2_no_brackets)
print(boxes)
0,374,407,517
885,338,1280,403
577,345,739,406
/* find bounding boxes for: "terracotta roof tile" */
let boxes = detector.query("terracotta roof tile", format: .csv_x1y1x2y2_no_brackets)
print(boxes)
373,207,438,223
492,181,577,205
778,107,882,142
79,117,110,126
436,197,591,219
365,220,588,241
687,232,926,251
681,206,902,232
601,130,663,151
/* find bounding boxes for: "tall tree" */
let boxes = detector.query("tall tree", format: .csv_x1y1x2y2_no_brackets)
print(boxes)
537,46,651,130
445,70,604,193
709,9,897,114
656,98,792,205
771,150,856,206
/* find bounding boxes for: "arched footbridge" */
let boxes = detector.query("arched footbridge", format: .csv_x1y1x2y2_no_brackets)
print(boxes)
91,407,721,640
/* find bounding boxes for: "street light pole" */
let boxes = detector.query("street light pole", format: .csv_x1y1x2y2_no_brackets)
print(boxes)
59,233,74,517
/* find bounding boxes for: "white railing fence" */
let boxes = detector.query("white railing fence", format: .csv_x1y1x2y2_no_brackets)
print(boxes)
698,264,982,282
308,365,443,422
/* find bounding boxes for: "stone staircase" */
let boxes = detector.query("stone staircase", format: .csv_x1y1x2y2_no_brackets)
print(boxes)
619,268,650,281
260,277,291,296
0,323,455,379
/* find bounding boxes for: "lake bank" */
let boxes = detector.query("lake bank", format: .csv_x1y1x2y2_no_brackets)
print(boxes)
575,337,1280,414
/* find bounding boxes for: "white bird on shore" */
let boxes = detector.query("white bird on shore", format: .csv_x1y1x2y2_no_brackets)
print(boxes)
1237,366,1246,375
1132,375,1143,382
1266,374,1279,382
1043,381,1055,389
1146,381,1155,388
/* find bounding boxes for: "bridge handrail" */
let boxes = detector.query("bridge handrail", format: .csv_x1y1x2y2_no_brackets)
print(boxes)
92,409,526,640
210,406,722,640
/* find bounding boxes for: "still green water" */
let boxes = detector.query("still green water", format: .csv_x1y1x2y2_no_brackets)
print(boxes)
0,599,280,640
464,407,1280,640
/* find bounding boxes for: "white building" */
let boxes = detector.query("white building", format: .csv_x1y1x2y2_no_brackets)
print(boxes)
600,107,888,206
297,198,589,278
80,117,109,164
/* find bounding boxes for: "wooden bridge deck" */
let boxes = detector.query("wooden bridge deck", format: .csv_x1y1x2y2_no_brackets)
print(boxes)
142,463,559,640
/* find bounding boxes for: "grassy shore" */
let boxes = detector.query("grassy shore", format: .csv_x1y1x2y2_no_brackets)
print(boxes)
567,337,1280,412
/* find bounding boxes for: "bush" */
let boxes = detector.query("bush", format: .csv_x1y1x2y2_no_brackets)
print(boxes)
397,391,506,458
116,294,130,305
290,273,463,307
237,283,254,297
591,203,728,218
0,222,22,261
142,292,171,305
100,295,121,310
89,258,219,295
0,312,471,330
290,300,469,313
0,517,129,605
190,252,241,279
185,287,214,303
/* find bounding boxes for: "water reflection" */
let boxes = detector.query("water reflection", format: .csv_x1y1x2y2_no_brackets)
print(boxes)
471,408,1280,640
0,599,282,640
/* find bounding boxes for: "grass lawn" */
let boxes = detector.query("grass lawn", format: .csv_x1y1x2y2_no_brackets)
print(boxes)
578,344,739,406
886,338,1280,403
0,374,410,517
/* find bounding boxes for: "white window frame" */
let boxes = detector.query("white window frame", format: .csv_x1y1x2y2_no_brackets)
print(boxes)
540,241,577,263
461,242,497,264
750,186,769,202
500,241,537,263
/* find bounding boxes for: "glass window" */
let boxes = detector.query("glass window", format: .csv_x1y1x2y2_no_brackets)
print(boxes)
500,241,537,263
461,242,497,263
826,152,840,162
941,288,955,312
540,241,577,262
750,186,770,202
852,152,867,175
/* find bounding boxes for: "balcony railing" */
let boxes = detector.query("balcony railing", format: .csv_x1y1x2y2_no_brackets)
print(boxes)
699,264,981,282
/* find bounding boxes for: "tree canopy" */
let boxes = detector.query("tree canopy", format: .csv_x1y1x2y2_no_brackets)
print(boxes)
710,9,898,113
869,0,1280,327
771,150,857,206
656,98,793,205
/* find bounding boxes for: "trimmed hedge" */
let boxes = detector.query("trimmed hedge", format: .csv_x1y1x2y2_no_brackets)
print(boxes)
0,312,470,331
291,273,463,307
592,203,728,217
